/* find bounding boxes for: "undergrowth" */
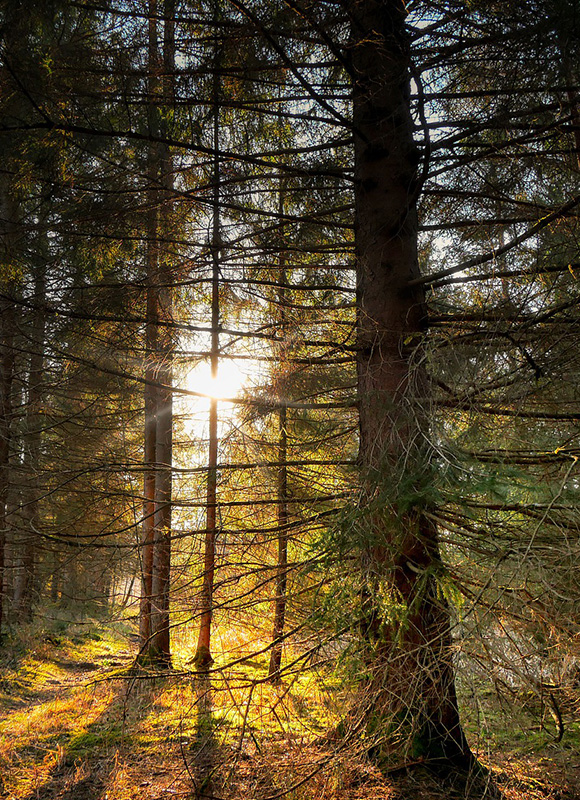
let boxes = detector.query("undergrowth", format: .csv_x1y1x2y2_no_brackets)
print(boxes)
0,610,579,800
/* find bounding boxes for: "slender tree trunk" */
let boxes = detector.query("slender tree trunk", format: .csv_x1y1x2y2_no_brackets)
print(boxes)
139,0,161,657
149,0,175,665
194,38,221,669
0,305,14,636
268,199,289,682
50,550,60,602
139,0,174,667
0,191,18,636
13,259,46,621
268,404,289,681
350,0,472,767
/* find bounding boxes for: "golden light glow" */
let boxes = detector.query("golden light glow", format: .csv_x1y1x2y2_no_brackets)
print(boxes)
186,359,247,403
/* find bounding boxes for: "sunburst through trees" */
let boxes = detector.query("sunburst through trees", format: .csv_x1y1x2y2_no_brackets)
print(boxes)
1,1,580,798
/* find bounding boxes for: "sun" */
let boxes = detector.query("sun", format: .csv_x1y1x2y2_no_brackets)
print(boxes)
179,356,260,440
186,359,247,402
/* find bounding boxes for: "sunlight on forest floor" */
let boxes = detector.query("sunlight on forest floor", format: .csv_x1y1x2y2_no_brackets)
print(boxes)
1,614,579,800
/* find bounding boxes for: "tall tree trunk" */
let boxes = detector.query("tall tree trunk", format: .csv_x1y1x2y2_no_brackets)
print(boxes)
139,0,174,667
0,191,18,636
350,0,472,767
0,306,15,637
149,0,175,665
195,382,218,669
140,0,162,658
140,318,157,650
194,35,221,669
13,259,46,621
268,193,289,682
268,403,289,681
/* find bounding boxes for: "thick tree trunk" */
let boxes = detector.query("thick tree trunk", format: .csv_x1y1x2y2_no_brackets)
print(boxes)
139,299,157,651
350,0,472,767
150,328,172,663
150,382,172,662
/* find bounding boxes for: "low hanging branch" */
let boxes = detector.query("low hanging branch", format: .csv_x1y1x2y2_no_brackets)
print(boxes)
410,193,580,287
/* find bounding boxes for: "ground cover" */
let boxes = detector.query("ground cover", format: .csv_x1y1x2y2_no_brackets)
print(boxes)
0,613,579,800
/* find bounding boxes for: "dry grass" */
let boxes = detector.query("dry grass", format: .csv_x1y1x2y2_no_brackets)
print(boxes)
1,615,579,800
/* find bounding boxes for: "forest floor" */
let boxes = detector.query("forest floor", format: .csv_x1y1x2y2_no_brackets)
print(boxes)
0,613,579,800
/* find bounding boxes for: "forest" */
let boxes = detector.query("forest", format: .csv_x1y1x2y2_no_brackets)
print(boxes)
0,0,579,798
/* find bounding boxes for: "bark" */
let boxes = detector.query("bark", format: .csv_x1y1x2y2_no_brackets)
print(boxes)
149,343,172,662
149,385,172,662
148,0,174,666
0,307,14,635
13,259,46,621
268,403,289,682
195,394,218,668
194,30,221,669
139,333,157,649
140,0,173,666
350,0,472,767
0,191,17,635
139,0,160,655
268,205,289,683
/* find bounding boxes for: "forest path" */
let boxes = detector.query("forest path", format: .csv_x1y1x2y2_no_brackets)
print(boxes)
0,623,189,800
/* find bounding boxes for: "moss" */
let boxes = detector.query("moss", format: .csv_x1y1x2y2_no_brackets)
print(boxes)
67,725,126,757
192,644,214,669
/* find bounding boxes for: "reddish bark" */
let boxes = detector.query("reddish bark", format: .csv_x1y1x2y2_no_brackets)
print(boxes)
351,0,472,766
194,31,221,670
268,234,289,683
268,403,289,682
194,199,220,669
139,0,173,666
148,0,175,666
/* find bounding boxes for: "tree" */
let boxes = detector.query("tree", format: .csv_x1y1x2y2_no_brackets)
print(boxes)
415,0,580,738
139,0,175,667
0,192,17,636
2,0,580,794
343,0,474,767
193,14,222,669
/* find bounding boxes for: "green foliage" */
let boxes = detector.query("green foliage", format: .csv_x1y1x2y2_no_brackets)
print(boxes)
67,724,127,757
